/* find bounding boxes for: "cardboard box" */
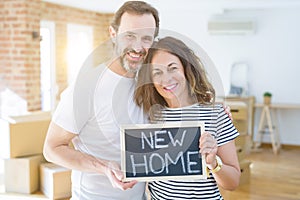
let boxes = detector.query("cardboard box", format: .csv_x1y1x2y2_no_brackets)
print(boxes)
227,102,248,120
233,120,248,134
235,134,251,156
0,111,51,158
227,101,248,135
236,145,246,162
235,134,248,147
4,154,45,194
40,162,71,199
239,160,251,185
235,134,249,161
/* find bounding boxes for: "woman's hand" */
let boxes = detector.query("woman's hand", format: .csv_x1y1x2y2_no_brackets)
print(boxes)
199,132,218,169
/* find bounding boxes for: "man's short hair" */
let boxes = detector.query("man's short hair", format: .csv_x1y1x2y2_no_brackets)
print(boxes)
111,1,160,37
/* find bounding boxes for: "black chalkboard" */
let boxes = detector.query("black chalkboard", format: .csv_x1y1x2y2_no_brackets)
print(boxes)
120,122,207,181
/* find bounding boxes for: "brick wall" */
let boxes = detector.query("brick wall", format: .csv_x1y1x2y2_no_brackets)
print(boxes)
40,2,113,98
0,0,41,111
0,0,113,112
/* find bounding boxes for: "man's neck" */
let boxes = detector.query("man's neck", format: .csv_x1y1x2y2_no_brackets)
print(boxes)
108,59,136,78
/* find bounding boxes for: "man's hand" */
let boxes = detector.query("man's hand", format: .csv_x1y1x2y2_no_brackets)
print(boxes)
104,161,137,190
223,104,233,120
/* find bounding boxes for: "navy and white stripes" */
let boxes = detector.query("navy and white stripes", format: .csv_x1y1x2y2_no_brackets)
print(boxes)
148,103,239,200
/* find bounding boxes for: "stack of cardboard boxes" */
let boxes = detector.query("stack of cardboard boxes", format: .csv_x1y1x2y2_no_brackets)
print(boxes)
227,101,252,185
0,112,71,199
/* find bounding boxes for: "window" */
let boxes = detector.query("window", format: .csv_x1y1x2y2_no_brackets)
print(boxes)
40,21,56,111
67,24,93,85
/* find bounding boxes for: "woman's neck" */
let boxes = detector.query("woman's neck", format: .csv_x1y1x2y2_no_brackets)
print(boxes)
166,96,197,108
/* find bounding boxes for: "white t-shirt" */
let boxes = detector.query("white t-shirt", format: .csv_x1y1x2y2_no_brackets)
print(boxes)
53,64,146,200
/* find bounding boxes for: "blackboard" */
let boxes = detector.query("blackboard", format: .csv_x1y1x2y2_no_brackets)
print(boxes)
120,122,207,181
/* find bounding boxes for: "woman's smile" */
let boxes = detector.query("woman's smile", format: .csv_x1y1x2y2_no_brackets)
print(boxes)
163,83,178,92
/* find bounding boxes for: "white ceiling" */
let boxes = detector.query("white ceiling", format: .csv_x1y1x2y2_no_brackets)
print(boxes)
42,0,127,13
42,0,300,13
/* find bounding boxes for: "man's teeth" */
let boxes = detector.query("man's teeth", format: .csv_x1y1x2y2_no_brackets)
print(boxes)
128,52,140,58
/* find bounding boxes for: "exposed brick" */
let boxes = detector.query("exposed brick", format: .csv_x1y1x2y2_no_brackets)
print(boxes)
1,0,112,112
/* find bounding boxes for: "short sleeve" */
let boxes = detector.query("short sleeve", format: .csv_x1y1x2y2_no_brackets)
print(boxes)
52,86,80,134
216,104,239,146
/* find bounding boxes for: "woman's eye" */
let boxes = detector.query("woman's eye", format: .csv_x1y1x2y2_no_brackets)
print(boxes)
152,71,161,77
170,66,178,71
152,72,160,77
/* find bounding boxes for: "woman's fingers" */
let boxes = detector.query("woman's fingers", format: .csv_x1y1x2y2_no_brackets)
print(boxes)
199,132,217,155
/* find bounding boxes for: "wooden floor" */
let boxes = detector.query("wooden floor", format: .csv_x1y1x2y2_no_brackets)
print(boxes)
221,146,300,200
1,146,300,200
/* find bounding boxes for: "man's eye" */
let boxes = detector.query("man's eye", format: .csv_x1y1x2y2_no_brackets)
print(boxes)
126,34,135,39
142,36,153,42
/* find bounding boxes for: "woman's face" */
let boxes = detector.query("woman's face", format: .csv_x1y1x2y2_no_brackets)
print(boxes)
151,50,190,108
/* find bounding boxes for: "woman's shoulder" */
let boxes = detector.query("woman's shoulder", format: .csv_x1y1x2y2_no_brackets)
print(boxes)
160,103,224,114
195,103,224,110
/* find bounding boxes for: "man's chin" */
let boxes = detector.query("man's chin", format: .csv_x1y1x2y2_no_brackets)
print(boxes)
126,68,137,74
125,62,142,73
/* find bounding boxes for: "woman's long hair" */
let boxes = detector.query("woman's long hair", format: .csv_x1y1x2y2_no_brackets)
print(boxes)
135,36,215,120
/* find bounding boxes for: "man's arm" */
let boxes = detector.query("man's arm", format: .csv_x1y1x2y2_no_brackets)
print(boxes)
43,121,136,190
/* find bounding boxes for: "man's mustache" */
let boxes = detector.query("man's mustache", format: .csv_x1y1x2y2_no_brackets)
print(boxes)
123,48,146,57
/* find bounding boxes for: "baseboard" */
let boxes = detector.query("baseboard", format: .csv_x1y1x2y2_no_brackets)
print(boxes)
260,143,300,150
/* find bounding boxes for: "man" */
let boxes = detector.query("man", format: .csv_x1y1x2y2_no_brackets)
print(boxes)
43,1,159,200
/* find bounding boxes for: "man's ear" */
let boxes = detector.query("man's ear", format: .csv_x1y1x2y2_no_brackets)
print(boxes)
109,26,117,39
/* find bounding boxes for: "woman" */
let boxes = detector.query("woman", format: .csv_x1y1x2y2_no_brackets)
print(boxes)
135,36,241,199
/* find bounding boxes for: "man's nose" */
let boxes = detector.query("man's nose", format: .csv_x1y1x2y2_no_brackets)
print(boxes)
131,39,144,52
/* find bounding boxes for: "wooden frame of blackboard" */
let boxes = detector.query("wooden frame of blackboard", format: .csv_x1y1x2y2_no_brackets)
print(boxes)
120,122,207,182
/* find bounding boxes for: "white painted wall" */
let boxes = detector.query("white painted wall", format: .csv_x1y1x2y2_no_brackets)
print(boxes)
156,5,300,145
43,0,300,145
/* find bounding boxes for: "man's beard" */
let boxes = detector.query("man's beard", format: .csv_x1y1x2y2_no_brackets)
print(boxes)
120,48,146,74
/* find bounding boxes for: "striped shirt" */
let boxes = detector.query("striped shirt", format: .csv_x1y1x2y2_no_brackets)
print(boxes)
148,103,239,200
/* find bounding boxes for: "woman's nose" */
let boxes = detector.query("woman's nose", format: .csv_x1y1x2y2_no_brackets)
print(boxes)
160,71,172,83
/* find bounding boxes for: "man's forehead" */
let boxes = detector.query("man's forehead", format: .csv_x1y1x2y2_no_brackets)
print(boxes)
119,28,156,36
118,12,156,35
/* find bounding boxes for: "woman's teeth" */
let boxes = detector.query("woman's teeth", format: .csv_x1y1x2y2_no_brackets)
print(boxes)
164,84,177,91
